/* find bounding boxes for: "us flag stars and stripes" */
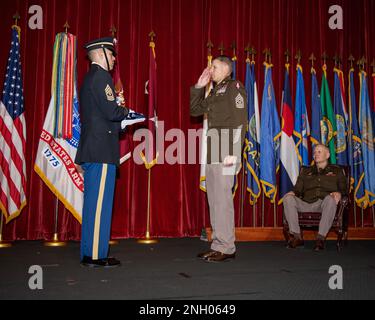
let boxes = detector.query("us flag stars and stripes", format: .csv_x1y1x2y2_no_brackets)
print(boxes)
0,26,27,223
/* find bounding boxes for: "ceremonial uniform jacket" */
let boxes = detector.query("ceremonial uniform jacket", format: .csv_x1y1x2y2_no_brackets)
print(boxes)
75,64,128,166
190,77,248,164
293,164,347,203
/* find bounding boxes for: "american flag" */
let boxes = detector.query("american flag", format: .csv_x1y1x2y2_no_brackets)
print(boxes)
0,26,27,223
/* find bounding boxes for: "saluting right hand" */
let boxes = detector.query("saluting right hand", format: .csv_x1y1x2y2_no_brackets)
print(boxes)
195,67,211,88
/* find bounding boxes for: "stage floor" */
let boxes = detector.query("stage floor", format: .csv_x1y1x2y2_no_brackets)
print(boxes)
1,238,374,300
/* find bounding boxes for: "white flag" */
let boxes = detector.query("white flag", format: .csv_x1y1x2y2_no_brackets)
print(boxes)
34,92,83,222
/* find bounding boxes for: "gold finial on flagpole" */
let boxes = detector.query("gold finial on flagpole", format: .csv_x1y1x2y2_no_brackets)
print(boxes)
218,42,225,55
245,44,251,61
333,54,342,69
13,12,20,26
309,53,316,68
231,41,236,58
63,21,70,34
110,25,117,37
357,56,366,71
285,49,291,63
295,49,302,65
322,51,329,65
348,55,355,69
263,48,271,64
249,46,256,62
149,31,156,42
207,40,214,57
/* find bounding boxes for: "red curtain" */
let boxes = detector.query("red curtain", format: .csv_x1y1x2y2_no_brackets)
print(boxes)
0,0,374,240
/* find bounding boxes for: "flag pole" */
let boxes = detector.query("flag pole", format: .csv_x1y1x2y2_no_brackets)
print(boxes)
348,55,357,227
44,197,67,246
233,41,245,227
137,168,158,244
250,46,258,227
372,60,375,228
373,59,375,228
108,24,119,246
358,56,366,229
138,31,158,245
261,49,270,228
0,213,12,248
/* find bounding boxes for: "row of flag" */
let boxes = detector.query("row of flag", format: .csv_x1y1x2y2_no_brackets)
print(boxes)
0,25,156,223
240,57,375,209
0,23,374,225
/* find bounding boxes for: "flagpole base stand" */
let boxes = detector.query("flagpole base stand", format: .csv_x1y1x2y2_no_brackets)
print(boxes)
137,238,159,244
44,233,67,247
137,232,159,244
0,241,12,248
109,240,119,245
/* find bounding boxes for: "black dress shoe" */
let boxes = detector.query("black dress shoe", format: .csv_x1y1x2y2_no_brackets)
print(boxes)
81,256,121,268
286,238,304,249
205,251,235,263
313,239,325,251
197,250,218,259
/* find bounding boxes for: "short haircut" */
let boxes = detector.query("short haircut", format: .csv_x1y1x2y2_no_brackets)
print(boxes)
313,143,330,153
213,55,233,74
88,49,99,62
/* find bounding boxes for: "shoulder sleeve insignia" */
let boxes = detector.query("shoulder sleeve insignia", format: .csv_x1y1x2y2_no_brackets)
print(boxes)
236,82,240,89
235,93,244,109
105,84,115,101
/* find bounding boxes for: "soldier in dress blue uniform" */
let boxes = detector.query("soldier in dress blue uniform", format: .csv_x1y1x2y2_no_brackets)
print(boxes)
75,37,129,267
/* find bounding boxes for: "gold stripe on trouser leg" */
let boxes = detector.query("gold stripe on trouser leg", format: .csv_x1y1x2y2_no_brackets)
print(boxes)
92,164,108,260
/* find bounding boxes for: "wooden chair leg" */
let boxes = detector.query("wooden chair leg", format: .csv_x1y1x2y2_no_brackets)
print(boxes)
337,230,343,252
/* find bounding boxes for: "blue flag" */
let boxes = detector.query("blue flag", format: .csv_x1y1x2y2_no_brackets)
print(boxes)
279,64,299,203
260,63,281,203
359,70,375,206
293,65,310,166
348,68,366,207
333,68,349,165
310,67,322,146
243,60,261,204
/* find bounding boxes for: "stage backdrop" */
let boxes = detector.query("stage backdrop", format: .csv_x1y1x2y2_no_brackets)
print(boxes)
0,0,374,240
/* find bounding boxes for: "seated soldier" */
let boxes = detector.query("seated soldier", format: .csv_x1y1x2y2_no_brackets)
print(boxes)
283,144,347,251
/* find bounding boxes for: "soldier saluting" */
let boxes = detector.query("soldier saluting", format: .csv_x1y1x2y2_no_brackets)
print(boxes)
190,56,248,262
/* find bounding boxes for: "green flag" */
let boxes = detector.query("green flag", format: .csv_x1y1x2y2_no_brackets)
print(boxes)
320,65,336,164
